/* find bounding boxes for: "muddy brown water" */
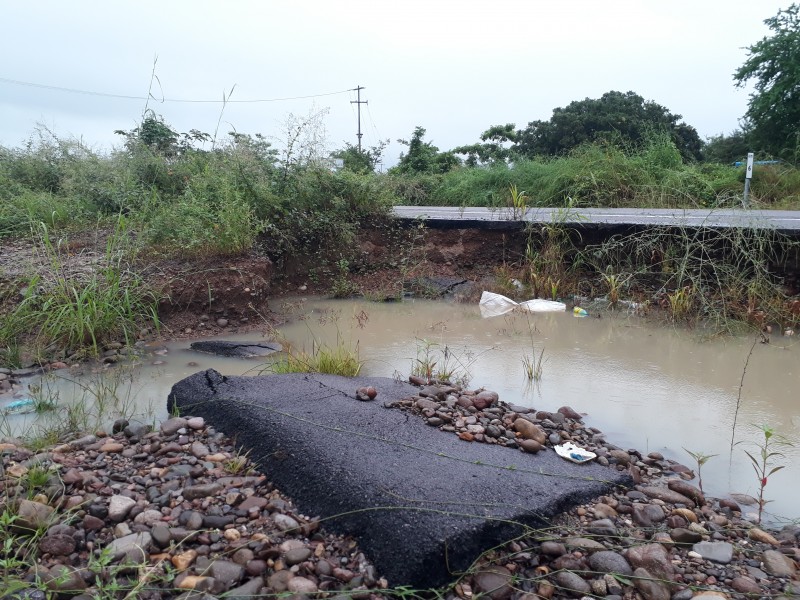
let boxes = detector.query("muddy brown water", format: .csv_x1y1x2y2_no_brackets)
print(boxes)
6,297,800,522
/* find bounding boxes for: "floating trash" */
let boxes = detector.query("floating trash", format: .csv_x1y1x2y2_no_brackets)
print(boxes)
479,291,566,318
573,307,588,317
1,398,35,416
555,441,596,464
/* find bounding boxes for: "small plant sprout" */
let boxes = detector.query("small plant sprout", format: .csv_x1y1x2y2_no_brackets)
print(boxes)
546,277,560,301
602,267,630,308
225,448,254,475
683,448,718,493
738,424,793,523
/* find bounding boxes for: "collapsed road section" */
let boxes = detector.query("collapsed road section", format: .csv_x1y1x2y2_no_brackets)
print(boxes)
168,370,630,588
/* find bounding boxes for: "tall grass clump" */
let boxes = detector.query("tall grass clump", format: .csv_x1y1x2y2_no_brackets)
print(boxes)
2,218,159,359
264,307,365,377
270,339,363,377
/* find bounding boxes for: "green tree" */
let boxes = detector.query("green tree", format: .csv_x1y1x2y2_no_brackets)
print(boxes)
515,91,703,161
114,110,210,157
392,126,460,174
734,4,800,159
703,129,752,164
453,124,519,166
331,140,388,174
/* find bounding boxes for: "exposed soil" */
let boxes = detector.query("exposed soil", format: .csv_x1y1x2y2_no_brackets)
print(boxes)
4,221,798,363
0,225,521,358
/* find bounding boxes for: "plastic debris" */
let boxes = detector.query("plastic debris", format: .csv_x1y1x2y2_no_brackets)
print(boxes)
479,291,566,318
573,307,588,317
1,398,35,416
554,442,597,464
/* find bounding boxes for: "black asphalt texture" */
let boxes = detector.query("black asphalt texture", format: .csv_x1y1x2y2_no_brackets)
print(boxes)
168,370,631,588
189,340,282,358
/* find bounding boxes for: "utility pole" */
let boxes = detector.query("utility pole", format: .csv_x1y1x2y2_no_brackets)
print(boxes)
350,85,367,152
743,152,754,208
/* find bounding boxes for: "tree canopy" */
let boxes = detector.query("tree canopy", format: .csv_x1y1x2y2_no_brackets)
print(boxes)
331,140,388,174
452,124,519,166
114,111,210,157
734,4,800,159
514,91,703,161
392,126,460,174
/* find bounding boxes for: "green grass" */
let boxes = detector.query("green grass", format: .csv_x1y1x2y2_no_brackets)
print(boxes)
269,340,363,377
392,135,797,210
1,218,159,359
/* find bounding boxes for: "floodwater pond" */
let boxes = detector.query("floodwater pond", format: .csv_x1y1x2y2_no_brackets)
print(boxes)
6,296,800,522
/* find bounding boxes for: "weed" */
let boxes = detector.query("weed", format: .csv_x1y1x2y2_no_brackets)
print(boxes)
683,448,718,493
492,264,525,299
508,184,529,219
601,267,631,308
522,347,545,381
271,340,363,377
3,218,159,359
546,277,560,301
738,424,793,523
328,258,361,299
667,286,694,321
224,448,254,475
583,223,800,333
411,338,482,387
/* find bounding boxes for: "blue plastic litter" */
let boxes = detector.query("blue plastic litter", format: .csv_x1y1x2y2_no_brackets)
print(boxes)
1,398,35,415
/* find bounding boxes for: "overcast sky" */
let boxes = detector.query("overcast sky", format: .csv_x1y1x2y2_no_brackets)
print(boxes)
0,1,790,166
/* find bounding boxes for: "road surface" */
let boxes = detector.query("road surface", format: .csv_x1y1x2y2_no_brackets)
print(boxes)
392,206,800,232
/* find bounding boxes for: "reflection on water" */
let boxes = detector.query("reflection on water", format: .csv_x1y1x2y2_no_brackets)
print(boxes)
7,297,800,521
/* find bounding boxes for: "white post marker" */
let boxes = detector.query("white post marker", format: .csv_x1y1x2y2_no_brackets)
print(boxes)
743,152,754,208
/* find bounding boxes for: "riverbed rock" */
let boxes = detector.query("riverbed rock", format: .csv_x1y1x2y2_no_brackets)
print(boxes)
640,485,695,507
108,531,152,564
553,570,591,596
41,565,87,595
473,565,513,600
667,479,705,505
512,418,546,443
632,567,671,600
761,549,797,577
588,550,633,576
749,527,780,545
692,541,734,564
625,543,674,581
38,533,77,556
108,495,136,521
16,499,55,531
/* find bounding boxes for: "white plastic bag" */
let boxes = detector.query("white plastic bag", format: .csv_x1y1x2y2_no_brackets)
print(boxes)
519,299,567,313
479,291,519,317
479,291,566,318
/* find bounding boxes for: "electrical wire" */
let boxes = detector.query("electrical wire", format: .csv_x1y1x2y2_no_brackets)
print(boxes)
0,76,352,104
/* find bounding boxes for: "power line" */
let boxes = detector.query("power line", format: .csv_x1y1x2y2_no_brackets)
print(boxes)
0,76,351,104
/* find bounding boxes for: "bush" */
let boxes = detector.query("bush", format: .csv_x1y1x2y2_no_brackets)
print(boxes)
2,219,159,358
0,190,87,238
140,184,259,258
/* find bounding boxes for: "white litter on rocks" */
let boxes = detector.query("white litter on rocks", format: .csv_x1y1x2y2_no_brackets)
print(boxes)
555,442,597,464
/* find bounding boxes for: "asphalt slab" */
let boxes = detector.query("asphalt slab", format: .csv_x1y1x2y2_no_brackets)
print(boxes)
168,370,631,588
